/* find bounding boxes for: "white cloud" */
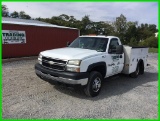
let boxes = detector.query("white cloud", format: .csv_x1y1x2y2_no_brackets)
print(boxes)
2,2,158,26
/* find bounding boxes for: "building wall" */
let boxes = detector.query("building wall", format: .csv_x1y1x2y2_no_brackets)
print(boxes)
2,24,79,58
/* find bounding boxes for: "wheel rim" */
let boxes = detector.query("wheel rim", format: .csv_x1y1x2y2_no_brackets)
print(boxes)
92,77,101,92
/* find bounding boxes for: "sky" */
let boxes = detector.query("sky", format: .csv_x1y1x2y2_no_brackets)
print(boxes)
2,2,158,27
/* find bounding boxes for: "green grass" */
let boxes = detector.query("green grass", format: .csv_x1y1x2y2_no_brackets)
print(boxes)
149,48,158,53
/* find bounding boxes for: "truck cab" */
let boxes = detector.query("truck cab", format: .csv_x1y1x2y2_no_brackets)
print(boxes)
35,35,148,97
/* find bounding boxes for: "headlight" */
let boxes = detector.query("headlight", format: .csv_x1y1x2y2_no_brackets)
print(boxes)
38,54,42,64
68,60,81,66
66,66,80,72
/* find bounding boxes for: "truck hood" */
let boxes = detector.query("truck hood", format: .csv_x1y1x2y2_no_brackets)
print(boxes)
41,47,101,60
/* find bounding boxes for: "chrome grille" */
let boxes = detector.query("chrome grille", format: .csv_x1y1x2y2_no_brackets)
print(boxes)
42,56,67,71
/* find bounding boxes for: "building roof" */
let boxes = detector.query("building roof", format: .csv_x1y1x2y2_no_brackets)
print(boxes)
2,17,78,30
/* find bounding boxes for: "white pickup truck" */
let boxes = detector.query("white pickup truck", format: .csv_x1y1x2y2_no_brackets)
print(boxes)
35,35,148,97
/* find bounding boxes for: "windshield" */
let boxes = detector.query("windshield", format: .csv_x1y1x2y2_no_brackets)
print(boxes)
69,37,108,52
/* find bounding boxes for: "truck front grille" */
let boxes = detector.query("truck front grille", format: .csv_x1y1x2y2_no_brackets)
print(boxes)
42,56,66,64
42,56,67,71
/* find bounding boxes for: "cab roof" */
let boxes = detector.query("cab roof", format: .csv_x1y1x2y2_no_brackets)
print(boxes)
80,35,119,39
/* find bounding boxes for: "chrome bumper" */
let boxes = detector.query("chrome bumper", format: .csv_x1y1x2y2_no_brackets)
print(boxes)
35,70,88,86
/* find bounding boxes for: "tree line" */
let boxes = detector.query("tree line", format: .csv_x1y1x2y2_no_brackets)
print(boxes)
2,5,31,19
2,4,158,48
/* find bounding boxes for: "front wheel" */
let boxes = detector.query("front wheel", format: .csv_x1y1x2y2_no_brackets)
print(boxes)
84,71,103,97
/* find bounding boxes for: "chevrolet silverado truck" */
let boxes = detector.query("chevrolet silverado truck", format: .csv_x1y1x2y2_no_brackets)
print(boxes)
35,35,148,97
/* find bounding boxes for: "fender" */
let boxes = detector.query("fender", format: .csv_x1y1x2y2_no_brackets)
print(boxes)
87,62,106,73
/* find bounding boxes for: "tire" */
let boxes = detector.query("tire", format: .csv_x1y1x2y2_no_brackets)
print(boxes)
139,61,144,75
130,63,140,78
84,71,103,97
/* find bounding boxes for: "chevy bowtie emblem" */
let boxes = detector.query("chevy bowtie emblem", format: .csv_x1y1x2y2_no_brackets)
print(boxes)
48,61,55,65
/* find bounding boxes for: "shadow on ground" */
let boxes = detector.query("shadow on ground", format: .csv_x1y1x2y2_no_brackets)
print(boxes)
54,72,157,100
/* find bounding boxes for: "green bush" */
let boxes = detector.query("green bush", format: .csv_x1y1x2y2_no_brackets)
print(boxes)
128,37,138,46
149,48,158,53
138,36,158,48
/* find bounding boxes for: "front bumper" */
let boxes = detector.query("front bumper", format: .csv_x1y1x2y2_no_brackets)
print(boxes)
35,63,89,86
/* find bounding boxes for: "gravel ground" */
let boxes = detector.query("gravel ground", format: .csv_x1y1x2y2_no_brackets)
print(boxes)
2,53,158,119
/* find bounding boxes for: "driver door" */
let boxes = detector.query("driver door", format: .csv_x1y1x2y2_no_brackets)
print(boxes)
106,38,124,77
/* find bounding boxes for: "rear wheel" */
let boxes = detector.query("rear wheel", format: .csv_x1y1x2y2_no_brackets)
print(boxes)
139,61,144,75
84,71,103,97
130,63,140,78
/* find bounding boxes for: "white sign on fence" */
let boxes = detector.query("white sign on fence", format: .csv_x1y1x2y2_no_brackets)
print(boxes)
2,30,26,44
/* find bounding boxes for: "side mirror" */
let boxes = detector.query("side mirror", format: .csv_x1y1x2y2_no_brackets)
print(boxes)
116,45,123,54
67,41,70,47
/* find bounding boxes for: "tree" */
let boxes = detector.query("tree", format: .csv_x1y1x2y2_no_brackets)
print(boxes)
148,24,157,33
89,21,114,35
10,11,19,18
103,22,115,35
125,24,138,42
128,37,138,46
2,5,9,17
113,14,127,44
59,14,70,21
81,15,92,35
35,13,158,47
114,14,127,34
138,36,158,48
68,16,77,27
137,23,156,41
19,11,31,19
57,14,77,27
